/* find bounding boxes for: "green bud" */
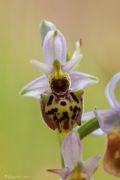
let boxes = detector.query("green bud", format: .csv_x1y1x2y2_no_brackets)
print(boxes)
39,20,56,46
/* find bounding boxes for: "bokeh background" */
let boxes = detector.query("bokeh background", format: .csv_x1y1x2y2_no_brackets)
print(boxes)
0,0,120,179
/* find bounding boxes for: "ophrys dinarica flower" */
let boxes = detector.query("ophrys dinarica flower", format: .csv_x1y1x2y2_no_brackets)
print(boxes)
20,20,98,133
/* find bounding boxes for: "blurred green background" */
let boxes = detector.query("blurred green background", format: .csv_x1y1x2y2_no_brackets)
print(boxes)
0,0,120,179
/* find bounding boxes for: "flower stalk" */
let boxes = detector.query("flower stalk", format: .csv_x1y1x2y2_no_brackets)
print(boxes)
78,117,100,140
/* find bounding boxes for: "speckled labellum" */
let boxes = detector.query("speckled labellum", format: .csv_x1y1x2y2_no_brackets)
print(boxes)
40,90,83,133
40,60,84,133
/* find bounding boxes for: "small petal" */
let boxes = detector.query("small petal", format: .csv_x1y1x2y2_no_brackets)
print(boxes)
55,31,67,64
31,59,51,75
43,30,67,65
20,75,49,99
48,167,71,179
63,41,83,72
94,109,120,133
70,72,99,90
39,20,56,46
63,54,83,72
84,155,101,177
72,41,81,59
61,131,82,170
105,72,120,109
104,132,120,177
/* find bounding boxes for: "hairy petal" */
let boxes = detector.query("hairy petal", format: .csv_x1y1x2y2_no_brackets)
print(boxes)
20,75,49,99
31,59,51,75
70,72,99,90
43,30,67,65
94,109,120,133
61,131,82,170
105,72,120,109
84,155,101,177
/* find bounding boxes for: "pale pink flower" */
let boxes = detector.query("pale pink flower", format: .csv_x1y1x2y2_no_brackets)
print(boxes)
48,131,100,180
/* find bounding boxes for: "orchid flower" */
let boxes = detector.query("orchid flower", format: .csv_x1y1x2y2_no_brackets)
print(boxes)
48,131,100,180
82,73,120,177
94,72,120,177
20,20,98,133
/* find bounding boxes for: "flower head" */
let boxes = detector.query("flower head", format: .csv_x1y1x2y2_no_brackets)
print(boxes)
20,20,98,133
89,72,120,177
48,131,100,180
20,20,98,99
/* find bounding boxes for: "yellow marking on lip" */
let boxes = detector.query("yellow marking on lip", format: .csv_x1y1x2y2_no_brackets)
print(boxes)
53,59,63,79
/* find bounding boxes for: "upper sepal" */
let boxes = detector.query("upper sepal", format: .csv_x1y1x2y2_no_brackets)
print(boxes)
43,30,67,65
40,20,56,46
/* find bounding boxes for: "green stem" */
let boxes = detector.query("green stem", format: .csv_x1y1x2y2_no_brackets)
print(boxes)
56,132,65,167
77,117,100,140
